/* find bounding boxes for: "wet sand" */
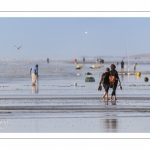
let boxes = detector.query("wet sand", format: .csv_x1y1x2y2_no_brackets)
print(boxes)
0,95,150,133
0,58,150,133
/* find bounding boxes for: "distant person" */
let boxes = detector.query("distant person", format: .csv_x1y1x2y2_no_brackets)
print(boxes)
94,57,98,64
99,68,110,101
100,59,104,64
133,63,137,73
74,58,77,64
121,60,124,72
30,64,38,86
99,59,104,67
97,58,99,64
109,64,121,101
83,57,85,64
47,58,49,63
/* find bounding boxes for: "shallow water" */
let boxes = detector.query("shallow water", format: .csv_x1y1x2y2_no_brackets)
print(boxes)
0,58,150,133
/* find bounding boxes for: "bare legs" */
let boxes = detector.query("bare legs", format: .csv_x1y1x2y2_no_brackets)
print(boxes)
103,93,117,101
102,92,106,100
102,92,109,101
110,95,117,101
110,81,118,101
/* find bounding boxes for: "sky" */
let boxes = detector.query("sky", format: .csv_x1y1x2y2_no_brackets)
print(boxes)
1,17,150,59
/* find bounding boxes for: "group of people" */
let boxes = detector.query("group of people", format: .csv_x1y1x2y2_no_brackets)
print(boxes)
99,64,121,101
121,60,137,72
29,64,121,101
30,60,138,101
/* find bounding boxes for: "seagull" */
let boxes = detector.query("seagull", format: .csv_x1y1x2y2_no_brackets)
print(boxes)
14,45,22,50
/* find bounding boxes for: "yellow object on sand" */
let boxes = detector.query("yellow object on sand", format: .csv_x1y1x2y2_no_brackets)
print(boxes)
76,65,83,69
91,65,101,69
136,72,141,76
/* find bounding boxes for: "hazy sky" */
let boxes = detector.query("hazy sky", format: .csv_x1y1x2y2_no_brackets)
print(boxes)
1,17,150,59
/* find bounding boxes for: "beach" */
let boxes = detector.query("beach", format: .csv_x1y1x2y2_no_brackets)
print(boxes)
0,57,150,133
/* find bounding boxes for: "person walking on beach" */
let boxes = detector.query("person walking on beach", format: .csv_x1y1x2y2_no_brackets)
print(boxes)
74,58,77,64
47,58,49,63
30,64,38,86
99,68,110,101
83,57,85,64
133,63,137,73
109,64,121,101
121,60,124,72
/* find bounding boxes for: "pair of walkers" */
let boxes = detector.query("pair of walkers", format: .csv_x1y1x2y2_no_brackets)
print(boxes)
99,64,121,101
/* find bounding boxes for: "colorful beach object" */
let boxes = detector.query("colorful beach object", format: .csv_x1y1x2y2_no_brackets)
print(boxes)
76,65,83,69
86,72,92,75
85,77,95,82
90,65,101,69
144,77,148,82
136,72,141,76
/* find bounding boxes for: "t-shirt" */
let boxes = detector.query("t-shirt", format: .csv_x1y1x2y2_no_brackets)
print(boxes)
110,70,119,81
100,72,110,85
121,61,124,68
30,66,38,75
133,64,136,68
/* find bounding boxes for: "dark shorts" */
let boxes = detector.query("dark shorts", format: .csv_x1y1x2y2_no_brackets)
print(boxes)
103,84,109,93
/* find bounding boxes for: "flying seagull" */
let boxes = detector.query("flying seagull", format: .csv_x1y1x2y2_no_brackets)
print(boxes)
14,45,22,50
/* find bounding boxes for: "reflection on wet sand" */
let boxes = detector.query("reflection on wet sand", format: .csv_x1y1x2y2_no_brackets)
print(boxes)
0,120,8,130
104,101,108,105
121,74,124,81
111,101,116,105
104,119,118,132
32,86,38,94
103,100,116,105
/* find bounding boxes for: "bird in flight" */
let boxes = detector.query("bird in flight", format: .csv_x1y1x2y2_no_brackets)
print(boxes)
14,45,22,50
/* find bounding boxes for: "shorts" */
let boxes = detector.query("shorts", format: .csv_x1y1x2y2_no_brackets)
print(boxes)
103,84,109,93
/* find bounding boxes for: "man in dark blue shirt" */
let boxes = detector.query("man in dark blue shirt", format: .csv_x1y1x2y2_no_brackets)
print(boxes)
121,60,124,72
